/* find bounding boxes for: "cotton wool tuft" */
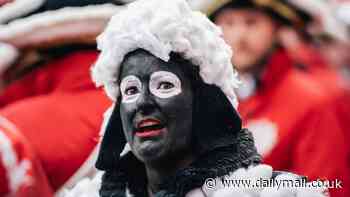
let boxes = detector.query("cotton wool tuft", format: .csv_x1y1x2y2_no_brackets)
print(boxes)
62,165,327,197
91,0,240,108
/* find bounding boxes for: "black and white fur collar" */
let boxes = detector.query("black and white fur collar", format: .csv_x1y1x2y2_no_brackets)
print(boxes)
99,129,261,197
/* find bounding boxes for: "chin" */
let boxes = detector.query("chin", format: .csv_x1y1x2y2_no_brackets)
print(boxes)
234,60,257,73
134,140,167,163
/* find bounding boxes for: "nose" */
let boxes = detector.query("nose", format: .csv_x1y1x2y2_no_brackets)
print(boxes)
221,22,247,49
230,23,247,42
136,87,157,115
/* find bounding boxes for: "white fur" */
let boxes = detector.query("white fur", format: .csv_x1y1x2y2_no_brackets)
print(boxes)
0,42,18,74
246,119,278,156
0,119,32,196
91,0,240,109
59,172,103,197
63,164,327,197
0,4,122,48
0,0,45,23
211,165,327,197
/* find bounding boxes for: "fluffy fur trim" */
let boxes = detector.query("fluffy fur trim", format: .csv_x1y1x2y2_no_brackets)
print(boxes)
0,116,32,196
0,0,45,24
0,42,18,74
62,164,327,197
0,4,122,49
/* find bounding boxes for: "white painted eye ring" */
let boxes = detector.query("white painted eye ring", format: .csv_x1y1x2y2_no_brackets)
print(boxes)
120,75,142,103
149,71,182,99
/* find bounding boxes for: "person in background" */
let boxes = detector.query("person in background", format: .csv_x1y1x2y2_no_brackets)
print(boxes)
271,1,350,172
0,0,127,196
314,32,350,83
208,0,349,196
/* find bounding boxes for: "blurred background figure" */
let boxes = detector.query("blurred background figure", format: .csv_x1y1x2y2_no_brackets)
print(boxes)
272,1,350,155
198,0,350,196
275,0,350,94
325,0,350,80
316,33,350,81
0,0,131,196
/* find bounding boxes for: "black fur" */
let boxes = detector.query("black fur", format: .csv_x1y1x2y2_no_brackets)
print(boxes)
100,129,261,197
95,105,126,171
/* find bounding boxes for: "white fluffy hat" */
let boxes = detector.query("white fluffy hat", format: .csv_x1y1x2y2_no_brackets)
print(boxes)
91,0,240,109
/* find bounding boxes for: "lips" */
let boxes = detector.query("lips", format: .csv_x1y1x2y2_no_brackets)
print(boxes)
135,118,165,138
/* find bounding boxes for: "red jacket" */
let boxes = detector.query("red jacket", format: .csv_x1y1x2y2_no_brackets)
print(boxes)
0,50,111,196
238,50,349,197
287,43,350,181
298,48,350,148
0,118,53,197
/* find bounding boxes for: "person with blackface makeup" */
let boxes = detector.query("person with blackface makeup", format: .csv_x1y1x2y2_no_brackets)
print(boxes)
89,0,328,197
92,1,260,196
97,49,262,197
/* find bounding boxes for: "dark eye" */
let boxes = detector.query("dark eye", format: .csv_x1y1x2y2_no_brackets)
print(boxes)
158,82,174,90
223,18,235,26
245,17,257,26
125,86,139,95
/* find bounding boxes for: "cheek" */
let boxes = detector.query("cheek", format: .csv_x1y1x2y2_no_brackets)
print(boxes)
122,94,141,104
159,91,193,136
248,23,275,53
159,90,192,114
159,97,193,150
120,105,135,137
221,25,246,51
221,25,236,42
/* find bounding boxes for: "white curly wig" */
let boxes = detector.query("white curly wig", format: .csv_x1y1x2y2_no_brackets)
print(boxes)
91,0,240,109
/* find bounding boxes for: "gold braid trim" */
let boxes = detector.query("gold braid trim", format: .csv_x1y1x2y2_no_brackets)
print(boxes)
254,0,304,27
204,0,305,28
203,0,231,16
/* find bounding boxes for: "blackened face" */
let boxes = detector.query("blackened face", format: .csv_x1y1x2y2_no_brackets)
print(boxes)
118,50,193,163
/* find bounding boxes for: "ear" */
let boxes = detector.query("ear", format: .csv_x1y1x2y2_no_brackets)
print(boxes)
95,104,126,171
192,83,242,154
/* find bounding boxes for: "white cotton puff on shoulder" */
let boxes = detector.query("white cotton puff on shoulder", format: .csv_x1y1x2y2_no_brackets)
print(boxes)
211,165,328,197
91,0,240,109
0,43,18,74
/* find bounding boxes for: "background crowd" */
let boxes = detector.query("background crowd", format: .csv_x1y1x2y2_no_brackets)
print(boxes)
0,0,349,196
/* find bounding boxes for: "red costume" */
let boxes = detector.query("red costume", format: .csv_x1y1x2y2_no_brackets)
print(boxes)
238,49,349,197
285,41,350,175
0,117,53,197
0,50,111,196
